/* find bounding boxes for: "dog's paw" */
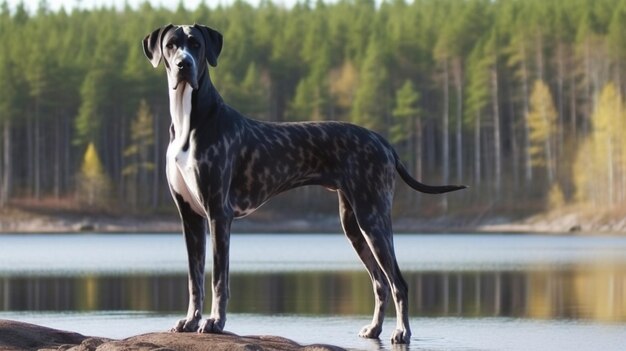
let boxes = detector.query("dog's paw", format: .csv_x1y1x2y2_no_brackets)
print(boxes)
358,324,382,339
170,317,200,333
198,318,225,334
390,328,411,344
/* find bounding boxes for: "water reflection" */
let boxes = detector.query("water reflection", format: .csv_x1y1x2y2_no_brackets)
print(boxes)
2,267,625,322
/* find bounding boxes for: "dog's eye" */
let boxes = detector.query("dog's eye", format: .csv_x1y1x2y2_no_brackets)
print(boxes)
189,40,200,49
165,43,175,50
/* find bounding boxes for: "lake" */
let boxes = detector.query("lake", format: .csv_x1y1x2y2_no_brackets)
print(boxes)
1,233,625,350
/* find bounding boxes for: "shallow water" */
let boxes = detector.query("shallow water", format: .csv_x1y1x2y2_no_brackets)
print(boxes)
1,233,626,350
2,311,625,351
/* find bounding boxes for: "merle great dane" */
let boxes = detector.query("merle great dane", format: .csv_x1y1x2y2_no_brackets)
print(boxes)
143,24,465,344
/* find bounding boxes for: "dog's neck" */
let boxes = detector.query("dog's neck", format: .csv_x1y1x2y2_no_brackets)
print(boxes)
167,68,221,147
168,82,193,146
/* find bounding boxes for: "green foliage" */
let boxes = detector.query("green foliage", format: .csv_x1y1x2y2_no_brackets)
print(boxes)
218,63,270,119
329,61,357,121
123,100,155,177
3,0,626,215
0,43,20,123
464,38,490,126
123,100,155,208
351,33,389,134
608,1,626,60
74,69,106,147
391,80,421,145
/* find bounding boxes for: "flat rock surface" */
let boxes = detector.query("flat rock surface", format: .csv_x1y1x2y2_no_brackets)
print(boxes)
0,320,344,351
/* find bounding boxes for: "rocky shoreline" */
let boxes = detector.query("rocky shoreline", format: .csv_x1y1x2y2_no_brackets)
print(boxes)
0,319,344,351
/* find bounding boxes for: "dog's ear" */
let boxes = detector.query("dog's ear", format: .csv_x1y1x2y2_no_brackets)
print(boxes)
194,24,223,67
143,24,174,68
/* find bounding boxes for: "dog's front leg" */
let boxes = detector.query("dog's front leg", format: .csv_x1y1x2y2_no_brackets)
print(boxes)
198,212,232,333
171,200,207,333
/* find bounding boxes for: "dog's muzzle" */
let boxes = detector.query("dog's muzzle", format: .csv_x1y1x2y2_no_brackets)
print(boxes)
171,55,199,90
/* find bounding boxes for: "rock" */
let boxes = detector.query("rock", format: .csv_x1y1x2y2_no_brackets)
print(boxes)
74,221,96,232
0,319,87,351
569,224,582,232
0,320,345,351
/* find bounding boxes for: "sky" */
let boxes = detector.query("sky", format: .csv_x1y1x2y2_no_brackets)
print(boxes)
2,0,295,13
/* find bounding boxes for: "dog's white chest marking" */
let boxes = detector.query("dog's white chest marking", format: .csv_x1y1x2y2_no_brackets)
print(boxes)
166,83,205,216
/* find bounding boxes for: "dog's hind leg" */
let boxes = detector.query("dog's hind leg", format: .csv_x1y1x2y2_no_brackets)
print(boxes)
351,201,412,344
338,192,390,339
171,197,207,333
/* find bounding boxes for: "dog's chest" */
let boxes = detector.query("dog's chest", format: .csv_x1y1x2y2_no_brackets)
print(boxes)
166,85,206,216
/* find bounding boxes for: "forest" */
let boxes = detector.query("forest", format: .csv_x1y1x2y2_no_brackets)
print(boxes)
1,0,626,220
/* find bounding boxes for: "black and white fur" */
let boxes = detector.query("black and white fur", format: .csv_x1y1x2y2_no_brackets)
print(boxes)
143,24,465,344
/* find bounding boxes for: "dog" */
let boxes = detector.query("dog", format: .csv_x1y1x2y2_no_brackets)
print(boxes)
143,24,465,344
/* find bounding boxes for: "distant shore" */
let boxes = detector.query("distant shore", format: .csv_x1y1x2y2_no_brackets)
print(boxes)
1,204,625,235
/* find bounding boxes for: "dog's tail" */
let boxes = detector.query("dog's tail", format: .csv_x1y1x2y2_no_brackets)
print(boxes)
393,151,467,194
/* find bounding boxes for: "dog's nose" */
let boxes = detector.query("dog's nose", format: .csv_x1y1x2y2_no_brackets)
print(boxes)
176,58,192,70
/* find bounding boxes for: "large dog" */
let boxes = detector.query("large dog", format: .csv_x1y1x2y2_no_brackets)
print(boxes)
143,24,465,344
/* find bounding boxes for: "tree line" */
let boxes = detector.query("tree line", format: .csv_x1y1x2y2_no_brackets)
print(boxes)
1,0,626,217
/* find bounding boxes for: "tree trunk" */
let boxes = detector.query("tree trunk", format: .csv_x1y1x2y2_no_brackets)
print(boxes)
556,42,566,172
152,111,160,209
54,115,61,199
0,124,2,205
34,102,42,200
64,114,72,196
117,116,125,202
491,68,502,193
535,34,544,81
607,138,614,206
544,128,555,184
426,122,436,171
27,117,34,197
442,58,450,211
583,39,592,135
521,49,533,183
413,115,422,207
508,88,520,189
1,120,11,207
474,112,481,186
570,64,578,138
453,58,463,185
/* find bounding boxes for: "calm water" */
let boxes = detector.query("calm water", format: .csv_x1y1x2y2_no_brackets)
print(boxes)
1,233,626,350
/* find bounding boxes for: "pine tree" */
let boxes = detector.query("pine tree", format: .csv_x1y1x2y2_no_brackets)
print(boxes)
351,33,389,134
391,80,421,145
391,80,422,181
123,100,156,209
574,83,624,206
290,76,317,121
526,80,558,183
329,60,357,121
77,143,112,208
240,63,270,119
465,38,490,186
608,1,626,90
74,69,106,147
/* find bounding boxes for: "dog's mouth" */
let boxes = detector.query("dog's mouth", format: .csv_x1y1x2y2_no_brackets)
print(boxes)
172,75,199,91
169,66,199,90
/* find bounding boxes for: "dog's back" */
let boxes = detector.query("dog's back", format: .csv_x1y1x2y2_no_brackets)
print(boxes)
228,119,396,211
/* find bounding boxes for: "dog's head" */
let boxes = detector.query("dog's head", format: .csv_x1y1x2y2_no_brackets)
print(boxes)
143,24,223,90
